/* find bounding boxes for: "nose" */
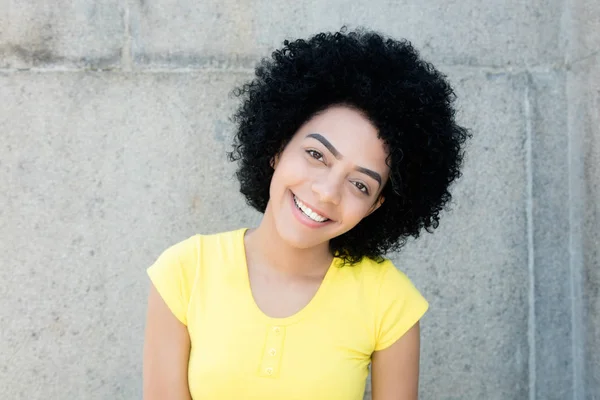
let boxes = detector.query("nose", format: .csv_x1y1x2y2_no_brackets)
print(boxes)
311,172,342,206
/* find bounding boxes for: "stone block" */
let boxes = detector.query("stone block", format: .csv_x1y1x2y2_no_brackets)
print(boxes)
566,1,600,397
581,63,600,400
0,0,125,69
130,0,564,68
566,57,600,400
568,58,600,400
582,62,600,399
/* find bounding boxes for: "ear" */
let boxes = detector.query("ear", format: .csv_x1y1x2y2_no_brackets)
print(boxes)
367,195,385,216
270,153,280,169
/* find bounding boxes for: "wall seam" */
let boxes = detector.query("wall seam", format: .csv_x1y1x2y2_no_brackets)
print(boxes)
0,65,570,75
524,71,536,400
567,84,585,400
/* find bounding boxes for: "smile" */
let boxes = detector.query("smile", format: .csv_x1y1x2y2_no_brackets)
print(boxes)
293,194,330,223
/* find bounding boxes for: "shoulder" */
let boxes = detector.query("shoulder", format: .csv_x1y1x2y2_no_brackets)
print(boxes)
362,258,428,351
344,257,421,294
377,259,423,294
156,233,200,260
334,256,428,316
145,228,246,325
333,257,428,351
148,228,245,281
370,258,428,312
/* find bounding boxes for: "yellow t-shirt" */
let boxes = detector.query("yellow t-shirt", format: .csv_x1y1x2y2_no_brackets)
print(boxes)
147,228,428,400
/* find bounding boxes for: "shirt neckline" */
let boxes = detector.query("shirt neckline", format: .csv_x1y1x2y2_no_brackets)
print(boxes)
235,227,339,326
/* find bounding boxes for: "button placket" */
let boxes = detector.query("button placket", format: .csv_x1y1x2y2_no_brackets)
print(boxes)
259,325,286,378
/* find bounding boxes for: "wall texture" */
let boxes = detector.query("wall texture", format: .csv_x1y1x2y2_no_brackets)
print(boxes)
0,1,598,399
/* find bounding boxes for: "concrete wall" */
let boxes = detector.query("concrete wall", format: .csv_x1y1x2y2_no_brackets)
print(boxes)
0,1,597,399
566,1,600,397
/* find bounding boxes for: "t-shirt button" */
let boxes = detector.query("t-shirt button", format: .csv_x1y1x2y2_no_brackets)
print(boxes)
266,367,273,375
273,327,281,335
269,348,277,356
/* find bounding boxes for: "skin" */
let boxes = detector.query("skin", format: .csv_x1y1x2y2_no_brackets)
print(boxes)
143,285,192,400
143,105,422,399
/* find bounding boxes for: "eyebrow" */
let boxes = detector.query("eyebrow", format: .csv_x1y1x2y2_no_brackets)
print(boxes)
306,133,382,186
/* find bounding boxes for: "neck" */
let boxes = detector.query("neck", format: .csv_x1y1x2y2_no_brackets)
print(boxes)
244,202,333,279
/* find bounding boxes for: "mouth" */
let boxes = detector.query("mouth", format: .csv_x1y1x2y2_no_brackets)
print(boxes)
292,193,331,223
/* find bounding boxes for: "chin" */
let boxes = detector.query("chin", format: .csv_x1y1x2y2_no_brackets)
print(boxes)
274,220,327,250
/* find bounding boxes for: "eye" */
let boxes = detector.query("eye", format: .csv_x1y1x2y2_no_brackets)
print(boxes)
306,149,324,162
353,181,370,195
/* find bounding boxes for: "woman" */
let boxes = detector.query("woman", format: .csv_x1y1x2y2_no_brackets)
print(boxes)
143,28,469,399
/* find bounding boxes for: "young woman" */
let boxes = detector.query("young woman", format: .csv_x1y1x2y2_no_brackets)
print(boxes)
143,28,469,400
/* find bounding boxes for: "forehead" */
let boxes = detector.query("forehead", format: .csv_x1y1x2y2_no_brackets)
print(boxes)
294,105,389,166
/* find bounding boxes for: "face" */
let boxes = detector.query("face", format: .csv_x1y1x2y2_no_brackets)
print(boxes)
266,105,390,250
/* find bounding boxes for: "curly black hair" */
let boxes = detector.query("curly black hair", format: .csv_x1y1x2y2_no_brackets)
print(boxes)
228,28,470,265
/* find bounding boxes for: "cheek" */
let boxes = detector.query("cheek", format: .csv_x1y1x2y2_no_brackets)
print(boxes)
282,153,311,176
342,196,374,222
271,155,308,190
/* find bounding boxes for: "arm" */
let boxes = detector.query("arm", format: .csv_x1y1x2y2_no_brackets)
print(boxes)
143,283,192,400
371,321,421,400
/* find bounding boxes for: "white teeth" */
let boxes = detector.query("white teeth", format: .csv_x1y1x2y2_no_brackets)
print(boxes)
294,195,328,222
309,211,321,221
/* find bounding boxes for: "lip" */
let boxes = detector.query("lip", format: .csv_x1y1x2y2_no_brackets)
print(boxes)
290,191,335,228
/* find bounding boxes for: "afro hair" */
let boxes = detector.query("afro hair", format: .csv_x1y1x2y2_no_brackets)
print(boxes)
228,28,470,265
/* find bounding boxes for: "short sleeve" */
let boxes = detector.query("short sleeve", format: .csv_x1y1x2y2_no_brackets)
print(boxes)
147,235,199,326
373,261,429,351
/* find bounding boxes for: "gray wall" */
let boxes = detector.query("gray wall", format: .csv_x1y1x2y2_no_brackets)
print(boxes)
1,1,598,399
